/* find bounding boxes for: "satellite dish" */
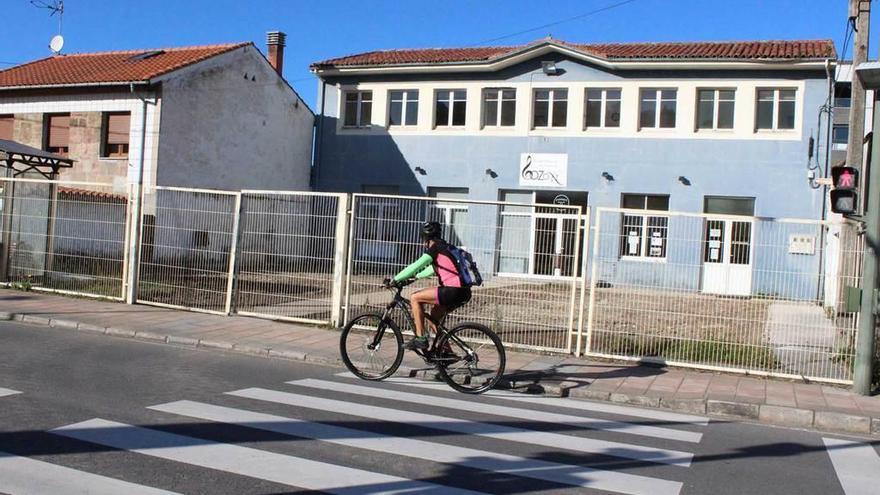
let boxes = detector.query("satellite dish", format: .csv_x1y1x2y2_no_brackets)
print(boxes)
49,34,64,54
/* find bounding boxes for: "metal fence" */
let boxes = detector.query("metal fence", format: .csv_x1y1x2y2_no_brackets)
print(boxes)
584,208,862,383
1,177,871,384
344,193,585,353
0,177,129,300
235,191,347,325
136,186,241,314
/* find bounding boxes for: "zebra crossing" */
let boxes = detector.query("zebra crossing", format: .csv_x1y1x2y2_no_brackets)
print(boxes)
0,375,712,495
0,387,21,398
823,437,880,495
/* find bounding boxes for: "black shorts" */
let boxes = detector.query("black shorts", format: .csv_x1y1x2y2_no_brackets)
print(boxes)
436,287,472,309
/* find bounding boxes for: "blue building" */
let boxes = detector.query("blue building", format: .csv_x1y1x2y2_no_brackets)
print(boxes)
310,38,839,298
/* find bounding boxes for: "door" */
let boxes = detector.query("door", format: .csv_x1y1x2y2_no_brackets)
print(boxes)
701,197,755,296
532,191,587,277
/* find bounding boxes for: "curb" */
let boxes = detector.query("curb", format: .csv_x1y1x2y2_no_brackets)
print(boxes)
3,310,878,436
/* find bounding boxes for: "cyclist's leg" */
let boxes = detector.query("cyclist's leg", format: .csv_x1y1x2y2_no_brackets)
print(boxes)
409,287,437,338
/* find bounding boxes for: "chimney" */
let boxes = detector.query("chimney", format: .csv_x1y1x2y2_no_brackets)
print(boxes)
266,31,286,76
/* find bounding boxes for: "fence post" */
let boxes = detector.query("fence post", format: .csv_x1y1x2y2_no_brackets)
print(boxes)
0,178,13,282
44,181,58,279
124,183,144,304
342,194,359,326
565,209,583,354
330,194,350,327
575,207,591,356
584,208,602,356
224,192,244,316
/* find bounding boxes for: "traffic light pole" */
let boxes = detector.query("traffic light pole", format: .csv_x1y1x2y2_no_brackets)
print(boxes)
853,103,880,396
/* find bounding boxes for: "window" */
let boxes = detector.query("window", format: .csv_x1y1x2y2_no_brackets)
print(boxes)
360,185,400,244
435,90,467,127
44,113,70,156
533,88,568,128
482,88,516,127
639,89,677,129
101,112,131,158
696,89,735,130
0,115,12,141
834,83,852,108
428,187,469,246
756,88,796,130
833,125,849,145
388,90,418,127
619,194,670,259
343,90,372,127
585,89,621,128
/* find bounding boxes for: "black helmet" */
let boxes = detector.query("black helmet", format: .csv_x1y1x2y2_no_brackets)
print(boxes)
420,221,442,240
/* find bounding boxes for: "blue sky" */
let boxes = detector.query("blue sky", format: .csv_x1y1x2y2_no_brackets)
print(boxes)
0,0,872,107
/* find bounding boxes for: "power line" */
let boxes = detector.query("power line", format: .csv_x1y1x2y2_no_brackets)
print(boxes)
470,0,639,46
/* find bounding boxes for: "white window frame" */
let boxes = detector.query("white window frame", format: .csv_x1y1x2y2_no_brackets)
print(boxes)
639,88,677,130
755,88,797,131
696,88,735,131
343,90,372,128
388,89,419,127
619,194,670,261
434,89,467,128
482,88,516,128
584,88,622,129
532,88,568,129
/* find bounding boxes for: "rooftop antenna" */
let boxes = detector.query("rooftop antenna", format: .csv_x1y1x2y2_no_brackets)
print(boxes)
31,0,65,53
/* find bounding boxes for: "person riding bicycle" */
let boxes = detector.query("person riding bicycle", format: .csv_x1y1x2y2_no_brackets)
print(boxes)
384,221,472,351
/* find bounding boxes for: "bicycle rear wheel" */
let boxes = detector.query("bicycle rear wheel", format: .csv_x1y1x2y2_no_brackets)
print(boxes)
436,322,506,394
340,312,403,380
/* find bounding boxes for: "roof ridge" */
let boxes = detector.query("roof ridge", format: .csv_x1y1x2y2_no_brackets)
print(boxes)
53,42,250,58
569,38,834,47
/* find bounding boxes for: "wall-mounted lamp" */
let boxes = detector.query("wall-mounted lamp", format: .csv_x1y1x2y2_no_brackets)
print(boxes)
541,61,559,75
601,171,615,182
485,168,498,178
678,176,691,186
414,166,426,176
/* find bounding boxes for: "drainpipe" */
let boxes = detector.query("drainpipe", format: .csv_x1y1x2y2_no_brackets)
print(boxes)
816,59,834,302
124,83,152,304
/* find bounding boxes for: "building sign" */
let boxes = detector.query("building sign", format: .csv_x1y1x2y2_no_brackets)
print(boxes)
519,153,567,188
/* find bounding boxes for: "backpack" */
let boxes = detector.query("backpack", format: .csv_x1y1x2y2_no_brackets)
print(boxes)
448,245,483,287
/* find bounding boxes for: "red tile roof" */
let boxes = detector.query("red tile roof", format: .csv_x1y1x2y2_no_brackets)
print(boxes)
0,43,250,88
312,39,836,69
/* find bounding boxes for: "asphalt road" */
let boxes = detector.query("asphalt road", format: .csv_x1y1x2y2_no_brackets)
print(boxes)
0,319,878,495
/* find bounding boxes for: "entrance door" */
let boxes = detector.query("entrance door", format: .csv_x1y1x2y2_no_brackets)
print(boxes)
533,191,587,277
701,197,755,296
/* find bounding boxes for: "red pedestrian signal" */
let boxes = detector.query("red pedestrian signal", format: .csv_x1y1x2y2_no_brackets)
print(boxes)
831,166,860,215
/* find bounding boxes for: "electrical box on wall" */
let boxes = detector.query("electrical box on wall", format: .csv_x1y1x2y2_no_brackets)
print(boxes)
788,235,816,255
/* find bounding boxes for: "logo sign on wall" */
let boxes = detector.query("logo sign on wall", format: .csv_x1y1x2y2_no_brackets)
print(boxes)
519,153,568,188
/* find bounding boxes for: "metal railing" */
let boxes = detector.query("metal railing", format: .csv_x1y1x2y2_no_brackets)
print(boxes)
345,193,585,354
584,208,862,383
0,177,129,300
136,185,241,315
235,191,348,326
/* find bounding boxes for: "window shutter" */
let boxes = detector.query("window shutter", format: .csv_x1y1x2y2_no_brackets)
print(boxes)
48,114,70,148
106,113,131,145
0,115,12,141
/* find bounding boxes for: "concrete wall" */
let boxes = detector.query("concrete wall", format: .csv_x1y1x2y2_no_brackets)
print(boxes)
156,45,313,191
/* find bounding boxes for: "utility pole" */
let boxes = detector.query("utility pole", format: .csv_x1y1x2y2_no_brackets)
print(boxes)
846,0,870,181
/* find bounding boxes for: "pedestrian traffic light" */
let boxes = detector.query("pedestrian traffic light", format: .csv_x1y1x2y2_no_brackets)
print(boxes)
830,165,859,215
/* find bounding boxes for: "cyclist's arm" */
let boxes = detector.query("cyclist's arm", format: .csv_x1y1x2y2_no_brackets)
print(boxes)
393,253,433,282
414,264,435,280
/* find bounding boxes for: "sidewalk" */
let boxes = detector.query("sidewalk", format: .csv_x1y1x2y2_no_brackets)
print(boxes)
2,288,878,436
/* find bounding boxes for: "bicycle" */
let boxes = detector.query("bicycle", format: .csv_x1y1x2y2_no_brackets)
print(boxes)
339,279,506,394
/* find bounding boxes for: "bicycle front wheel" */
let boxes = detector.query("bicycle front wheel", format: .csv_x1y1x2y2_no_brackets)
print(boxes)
340,312,404,381
436,322,506,394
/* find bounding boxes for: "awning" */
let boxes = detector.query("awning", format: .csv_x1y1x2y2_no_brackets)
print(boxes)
0,138,74,179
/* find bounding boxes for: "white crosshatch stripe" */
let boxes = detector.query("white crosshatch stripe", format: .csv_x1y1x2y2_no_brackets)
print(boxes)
229,386,694,467
0,450,180,495
315,377,702,442
823,437,880,495
0,387,21,398
336,373,710,426
52,418,486,495
149,399,682,495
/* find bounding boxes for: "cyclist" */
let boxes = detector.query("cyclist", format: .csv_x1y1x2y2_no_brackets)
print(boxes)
385,221,471,351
